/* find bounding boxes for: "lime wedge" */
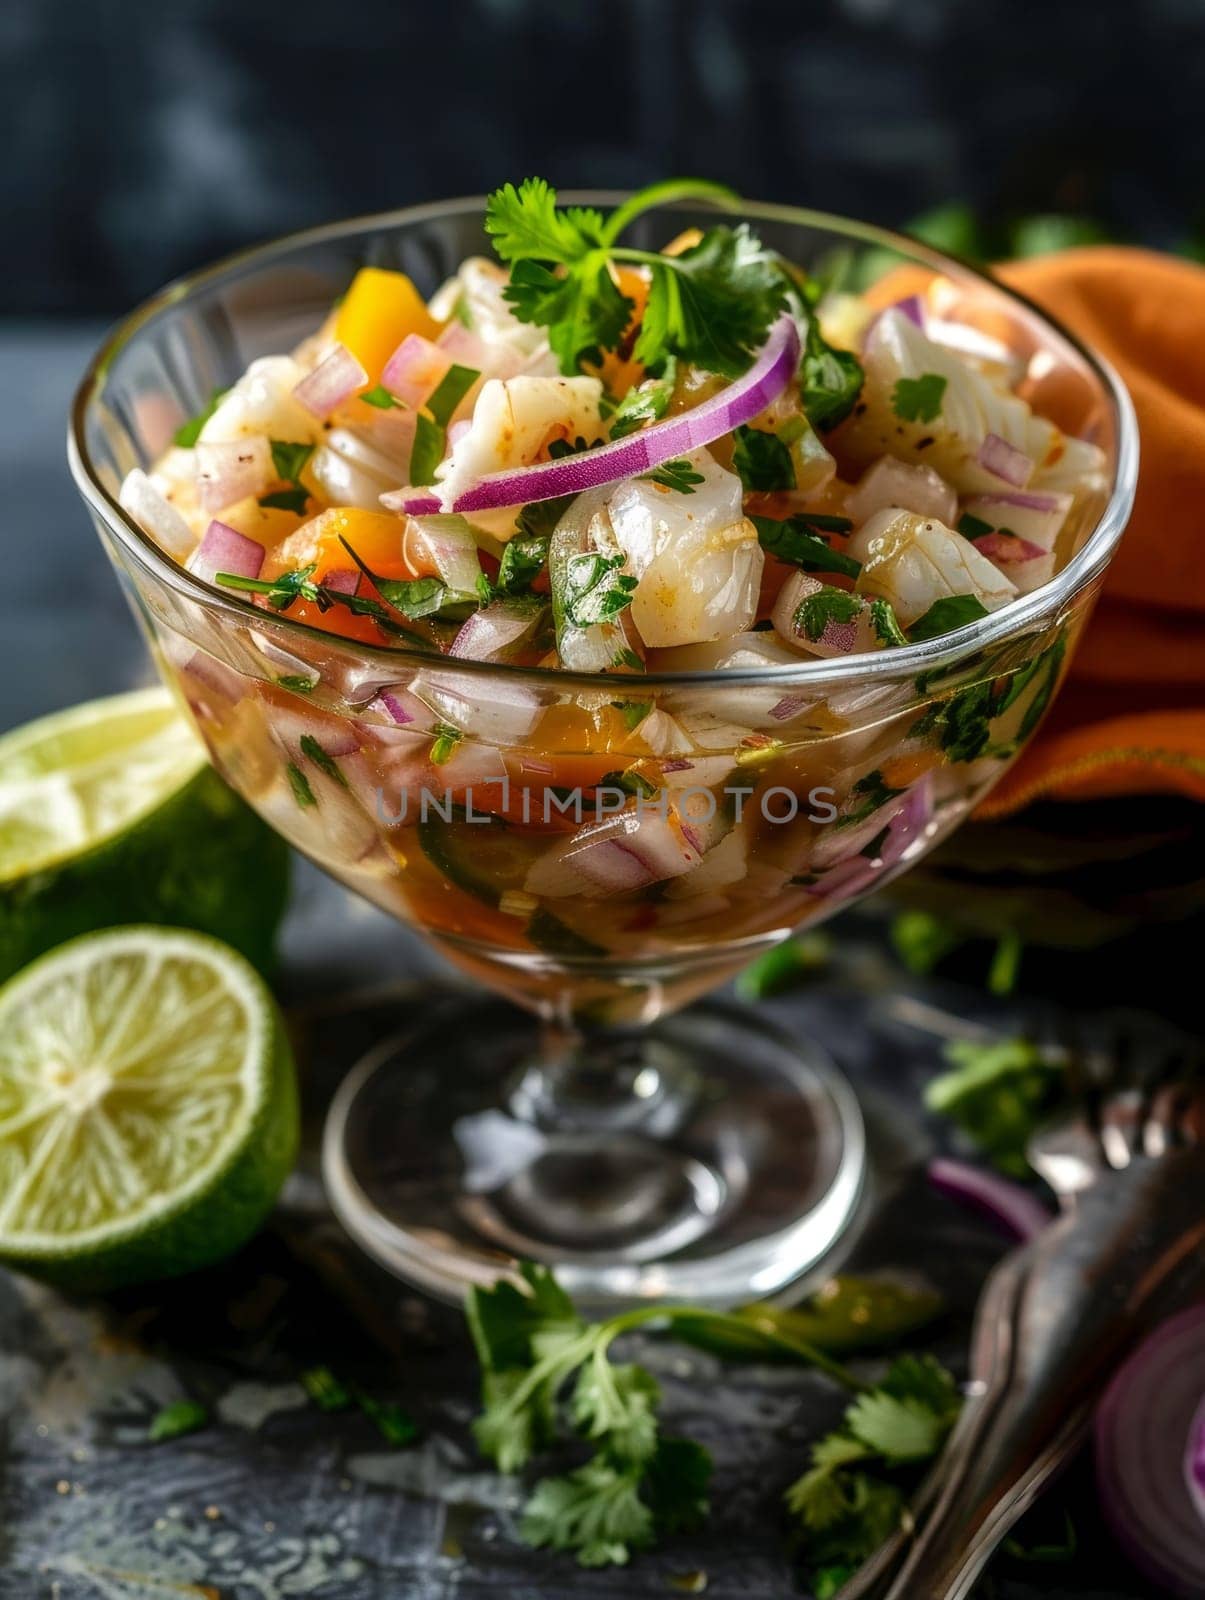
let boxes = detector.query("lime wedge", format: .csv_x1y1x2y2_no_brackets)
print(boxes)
0,689,289,981
0,925,298,1290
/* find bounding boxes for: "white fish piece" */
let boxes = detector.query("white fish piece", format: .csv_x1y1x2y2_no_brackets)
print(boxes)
846,456,957,527
199,356,324,447
840,311,1065,495
443,257,558,376
435,374,605,513
607,453,763,648
848,509,1017,626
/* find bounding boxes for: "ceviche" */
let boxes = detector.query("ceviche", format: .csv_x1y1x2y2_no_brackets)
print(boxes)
114,179,1109,1011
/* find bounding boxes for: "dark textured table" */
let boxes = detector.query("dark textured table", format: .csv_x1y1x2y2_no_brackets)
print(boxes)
1,325,1150,1598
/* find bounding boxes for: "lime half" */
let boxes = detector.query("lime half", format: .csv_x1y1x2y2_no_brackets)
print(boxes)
0,925,298,1291
0,688,289,981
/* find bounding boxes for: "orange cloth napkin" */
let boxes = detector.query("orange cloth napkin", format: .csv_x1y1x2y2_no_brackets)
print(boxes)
974,248,1205,815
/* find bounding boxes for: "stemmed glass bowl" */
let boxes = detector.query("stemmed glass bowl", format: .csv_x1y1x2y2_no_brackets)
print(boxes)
69,196,1137,1308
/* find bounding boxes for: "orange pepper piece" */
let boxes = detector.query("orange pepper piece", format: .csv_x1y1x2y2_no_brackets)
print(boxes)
335,268,441,384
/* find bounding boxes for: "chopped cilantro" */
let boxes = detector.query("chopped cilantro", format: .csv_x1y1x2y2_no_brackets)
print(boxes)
736,933,831,999
148,1400,209,1442
600,767,659,800
563,551,638,628
751,514,861,578
275,673,316,693
339,536,477,620
360,383,400,410
269,439,314,486
430,723,463,765
836,769,902,830
956,511,995,540
408,363,480,483
891,373,947,424
300,1366,353,1412
800,316,865,431
426,363,480,427
173,389,227,449
612,699,652,731
795,586,862,642
639,458,705,494
497,533,550,596
733,425,795,492
300,733,348,788
890,910,965,976
258,488,311,515
608,366,676,438
869,598,909,647
926,1035,1064,1176
287,763,316,809
908,594,990,642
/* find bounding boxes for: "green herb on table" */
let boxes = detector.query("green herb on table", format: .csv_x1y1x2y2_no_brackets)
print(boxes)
673,1275,944,1361
148,1399,209,1442
786,1355,961,1597
467,1262,956,1576
890,910,967,976
300,1365,354,1412
736,933,831,999
891,374,947,424
925,1035,1065,1176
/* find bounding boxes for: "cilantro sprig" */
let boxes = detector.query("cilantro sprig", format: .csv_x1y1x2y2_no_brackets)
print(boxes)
891,373,947,424
751,514,860,579
486,177,788,378
467,1262,957,1579
214,561,435,649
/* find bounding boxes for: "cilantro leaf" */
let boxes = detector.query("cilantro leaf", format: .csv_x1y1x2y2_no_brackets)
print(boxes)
926,1035,1064,1175
641,1437,712,1535
521,1457,654,1568
505,257,634,372
300,733,347,788
608,367,675,438
639,458,704,494
563,552,637,628
339,536,477,621
795,586,862,642
891,373,948,424
486,177,607,262
360,383,400,410
908,594,990,642
571,1358,660,1462
752,515,861,579
269,439,314,486
844,1390,948,1464
634,224,788,378
173,389,227,449
496,533,550,596
800,317,864,431
957,511,995,540
287,763,316,809
258,487,311,515
733,425,796,492
869,597,909,647
148,1400,208,1442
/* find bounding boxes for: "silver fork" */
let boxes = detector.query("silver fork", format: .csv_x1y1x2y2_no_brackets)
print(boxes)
838,1012,1205,1600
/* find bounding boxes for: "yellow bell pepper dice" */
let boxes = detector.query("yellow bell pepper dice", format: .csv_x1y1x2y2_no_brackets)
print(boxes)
335,268,442,382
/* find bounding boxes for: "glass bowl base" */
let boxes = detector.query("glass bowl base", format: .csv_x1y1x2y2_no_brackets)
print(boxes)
321,993,866,1309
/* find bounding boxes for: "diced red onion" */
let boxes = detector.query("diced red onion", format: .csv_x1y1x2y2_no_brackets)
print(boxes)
195,437,273,511
381,334,453,410
966,490,1066,514
437,322,492,368
322,567,360,595
119,469,194,560
366,688,438,736
1095,1306,1205,1596
404,514,482,595
451,599,543,661
977,432,1033,488
662,759,694,773
971,530,1046,565
526,810,701,899
189,520,265,585
892,294,926,328
397,315,800,516
1186,1399,1205,1526
292,343,368,418
927,1157,1052,1241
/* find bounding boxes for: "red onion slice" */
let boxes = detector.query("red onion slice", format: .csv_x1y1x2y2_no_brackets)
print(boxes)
976,432,1033,488
196,437,273,512
1095,1306,1205,1597
189,520,265,585
396,315,800,517
1186,1399,1205,1526
450,599,543,661
293,343,368,418
926,1157,1052,1242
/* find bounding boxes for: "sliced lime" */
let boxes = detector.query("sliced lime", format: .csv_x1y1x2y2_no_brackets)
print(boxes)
0,688,289,980
0,925,298,1290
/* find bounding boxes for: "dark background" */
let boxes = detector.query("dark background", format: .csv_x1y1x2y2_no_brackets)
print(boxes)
6,0,1205,317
